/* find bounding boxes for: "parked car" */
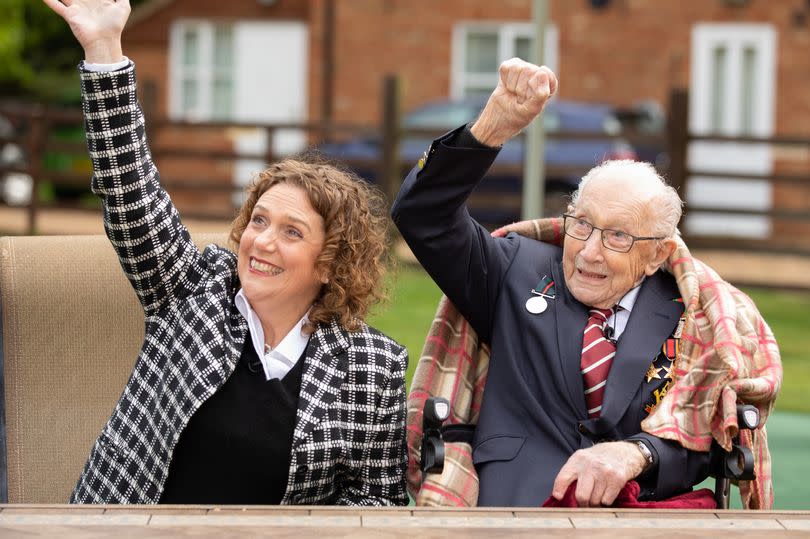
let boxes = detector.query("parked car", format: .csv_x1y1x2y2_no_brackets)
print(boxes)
613,100,669,170
318,96,638,224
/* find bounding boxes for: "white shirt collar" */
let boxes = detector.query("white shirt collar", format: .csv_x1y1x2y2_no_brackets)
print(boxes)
234,289,310,380
617,280,643,313
607,279,644,341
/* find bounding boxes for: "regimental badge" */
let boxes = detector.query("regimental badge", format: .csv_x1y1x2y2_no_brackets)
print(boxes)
645,363,662,383
417,150,428,170
645,379,673,416
643,336,679,416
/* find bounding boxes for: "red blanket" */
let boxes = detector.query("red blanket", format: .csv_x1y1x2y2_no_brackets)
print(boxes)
542,480,716,509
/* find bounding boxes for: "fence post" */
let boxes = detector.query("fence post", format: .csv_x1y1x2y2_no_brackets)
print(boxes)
320,0,336,139
264,126,276,166
667,88,689,225
379,74,401,202
25,106,47,235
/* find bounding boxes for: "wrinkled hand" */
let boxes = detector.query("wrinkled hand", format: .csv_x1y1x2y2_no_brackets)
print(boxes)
490,219,540,239
551,442,647,507
42,0,130,63
471,58,557,148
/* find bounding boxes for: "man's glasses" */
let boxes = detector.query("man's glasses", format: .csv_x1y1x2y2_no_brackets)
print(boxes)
562,214,664,253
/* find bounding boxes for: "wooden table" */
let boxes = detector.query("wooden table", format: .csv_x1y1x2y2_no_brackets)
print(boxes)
1,505,809,538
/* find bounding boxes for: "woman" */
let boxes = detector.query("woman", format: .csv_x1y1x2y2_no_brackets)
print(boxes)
45,0,408,506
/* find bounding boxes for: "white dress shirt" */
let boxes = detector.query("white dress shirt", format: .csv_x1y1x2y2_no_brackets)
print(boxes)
605,281,643,342
234,289,310,380
83,57,130,72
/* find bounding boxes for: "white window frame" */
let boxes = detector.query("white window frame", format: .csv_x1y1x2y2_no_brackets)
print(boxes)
451,22,558,99
686,23,778,239
169,19,235,121
690,23,776,137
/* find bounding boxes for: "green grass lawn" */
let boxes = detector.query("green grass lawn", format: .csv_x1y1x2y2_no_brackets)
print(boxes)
369,264,810,415
742,287,810,414
368,263,443,385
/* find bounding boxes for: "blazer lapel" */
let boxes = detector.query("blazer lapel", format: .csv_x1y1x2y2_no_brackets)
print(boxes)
551,261,589,417
291,319,350,450
600,271,683,425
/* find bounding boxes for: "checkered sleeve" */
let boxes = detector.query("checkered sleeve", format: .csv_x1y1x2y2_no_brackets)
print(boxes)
336,347,409,506
79,62,201,314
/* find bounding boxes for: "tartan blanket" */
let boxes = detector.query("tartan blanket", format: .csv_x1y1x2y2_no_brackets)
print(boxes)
406,217,781,509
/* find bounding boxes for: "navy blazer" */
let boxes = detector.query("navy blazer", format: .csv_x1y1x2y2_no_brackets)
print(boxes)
392,126,709,506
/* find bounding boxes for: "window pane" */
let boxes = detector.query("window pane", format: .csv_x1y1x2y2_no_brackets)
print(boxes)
515,36,532,62
182,28,199,67
182,79,198,115
212,79,232,119
213,26,233,70
710,46,727,132
741,46,757,135
465,32,498,73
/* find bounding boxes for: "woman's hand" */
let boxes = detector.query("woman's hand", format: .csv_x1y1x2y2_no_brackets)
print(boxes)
42,0,130,63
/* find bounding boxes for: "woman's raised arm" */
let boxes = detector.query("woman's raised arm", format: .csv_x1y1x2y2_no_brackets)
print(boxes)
42,0,129,63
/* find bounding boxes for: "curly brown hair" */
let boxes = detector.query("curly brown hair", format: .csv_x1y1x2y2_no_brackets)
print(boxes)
229,156,391,332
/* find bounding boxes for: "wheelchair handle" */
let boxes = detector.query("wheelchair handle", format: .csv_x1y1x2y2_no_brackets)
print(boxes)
421,397,451,475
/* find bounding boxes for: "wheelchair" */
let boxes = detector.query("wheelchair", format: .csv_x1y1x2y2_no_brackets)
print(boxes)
419,398,760,509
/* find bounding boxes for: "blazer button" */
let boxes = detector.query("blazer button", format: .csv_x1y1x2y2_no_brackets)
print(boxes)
578,423,587,434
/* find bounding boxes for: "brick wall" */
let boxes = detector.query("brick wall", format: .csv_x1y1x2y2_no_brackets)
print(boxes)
120,0,810,235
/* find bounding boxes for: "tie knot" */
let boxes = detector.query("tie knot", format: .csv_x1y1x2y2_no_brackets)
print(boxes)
588,308,613,324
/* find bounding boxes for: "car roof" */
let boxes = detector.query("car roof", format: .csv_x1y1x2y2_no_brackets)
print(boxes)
403,96,619,133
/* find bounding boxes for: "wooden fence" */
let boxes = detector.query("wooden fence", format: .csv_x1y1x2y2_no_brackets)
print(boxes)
2,88,810,259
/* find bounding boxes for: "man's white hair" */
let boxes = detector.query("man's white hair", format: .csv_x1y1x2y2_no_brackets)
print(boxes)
569,160,683,238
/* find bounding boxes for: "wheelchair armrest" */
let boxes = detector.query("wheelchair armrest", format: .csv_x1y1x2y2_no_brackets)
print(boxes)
712,403,759,481
419,398,475,476
420,398,450,475
712,403,760,509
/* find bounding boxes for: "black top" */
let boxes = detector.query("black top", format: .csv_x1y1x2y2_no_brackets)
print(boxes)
160,333,306,504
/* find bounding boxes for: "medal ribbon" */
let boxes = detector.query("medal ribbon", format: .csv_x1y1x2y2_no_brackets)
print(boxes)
532,275,556,298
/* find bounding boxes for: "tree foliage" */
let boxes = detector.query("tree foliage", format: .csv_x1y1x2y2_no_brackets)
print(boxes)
0,0,148,104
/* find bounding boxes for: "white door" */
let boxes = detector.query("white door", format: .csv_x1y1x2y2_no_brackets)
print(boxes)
687,24,777,238
231,22,308,202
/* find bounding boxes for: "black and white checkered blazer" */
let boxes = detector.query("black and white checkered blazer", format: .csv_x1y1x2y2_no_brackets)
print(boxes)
69,62,408,506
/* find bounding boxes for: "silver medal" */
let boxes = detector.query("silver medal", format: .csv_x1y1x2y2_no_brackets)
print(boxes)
525,295,548,314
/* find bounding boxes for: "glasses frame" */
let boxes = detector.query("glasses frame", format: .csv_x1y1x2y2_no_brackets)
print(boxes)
562,214,665,253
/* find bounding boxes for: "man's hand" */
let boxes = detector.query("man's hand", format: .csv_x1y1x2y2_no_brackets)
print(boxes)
551,441,648,507
471,58,558,148
42,0,130,64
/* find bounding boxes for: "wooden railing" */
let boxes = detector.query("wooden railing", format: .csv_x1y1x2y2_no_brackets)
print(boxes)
666,89,810,257
3,88,809,262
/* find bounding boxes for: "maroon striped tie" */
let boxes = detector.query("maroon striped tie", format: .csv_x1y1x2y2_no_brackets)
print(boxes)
580,308,616,418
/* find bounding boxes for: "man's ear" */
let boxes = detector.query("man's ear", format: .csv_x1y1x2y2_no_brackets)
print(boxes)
644,238,677,276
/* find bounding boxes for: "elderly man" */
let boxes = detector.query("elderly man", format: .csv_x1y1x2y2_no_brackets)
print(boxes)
391,58,712,507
